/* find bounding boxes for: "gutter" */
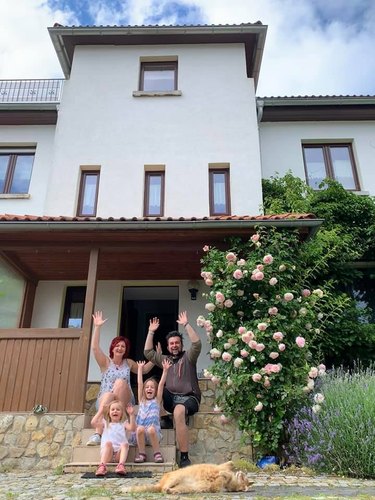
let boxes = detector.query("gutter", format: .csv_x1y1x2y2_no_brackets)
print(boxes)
257,96,375,107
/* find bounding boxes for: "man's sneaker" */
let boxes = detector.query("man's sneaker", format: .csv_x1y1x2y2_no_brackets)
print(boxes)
86,433,101,446
179,457,191,468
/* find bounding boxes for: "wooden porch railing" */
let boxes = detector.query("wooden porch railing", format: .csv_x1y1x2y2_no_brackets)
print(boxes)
0,328,84,412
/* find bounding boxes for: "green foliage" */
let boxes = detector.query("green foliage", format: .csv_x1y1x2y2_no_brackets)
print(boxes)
200,228,337,455
262,173,375,367
285,365,375,479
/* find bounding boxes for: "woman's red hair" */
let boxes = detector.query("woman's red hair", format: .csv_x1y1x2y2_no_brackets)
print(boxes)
109,336,130,359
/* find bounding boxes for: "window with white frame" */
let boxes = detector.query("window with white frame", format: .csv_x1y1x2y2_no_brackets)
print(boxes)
0,149,35,194
302,143,360,190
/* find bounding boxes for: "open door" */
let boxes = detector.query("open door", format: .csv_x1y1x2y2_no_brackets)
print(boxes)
120,286,179,397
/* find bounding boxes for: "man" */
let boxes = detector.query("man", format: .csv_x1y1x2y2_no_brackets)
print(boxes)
144,311,201,467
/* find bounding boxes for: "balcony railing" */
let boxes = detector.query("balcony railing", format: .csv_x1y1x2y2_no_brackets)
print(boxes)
0,79,64,104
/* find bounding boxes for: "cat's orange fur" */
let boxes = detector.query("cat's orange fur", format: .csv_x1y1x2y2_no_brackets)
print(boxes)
128,461,253,494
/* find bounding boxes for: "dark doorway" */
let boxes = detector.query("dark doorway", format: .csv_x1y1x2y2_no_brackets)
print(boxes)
120,286,179,398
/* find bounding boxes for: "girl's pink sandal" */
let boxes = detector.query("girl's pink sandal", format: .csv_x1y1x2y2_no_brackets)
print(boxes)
154,452,164,463
134,452,147,463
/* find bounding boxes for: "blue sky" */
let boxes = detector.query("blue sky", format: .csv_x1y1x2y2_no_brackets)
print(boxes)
0,0,374,96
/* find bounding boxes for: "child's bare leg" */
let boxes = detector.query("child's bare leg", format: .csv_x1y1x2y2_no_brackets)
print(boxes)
118,442,129,464
100,442,114,464
136,425,146,453
147,425,160,454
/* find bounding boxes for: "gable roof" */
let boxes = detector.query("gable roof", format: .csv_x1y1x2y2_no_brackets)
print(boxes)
48,22,267,86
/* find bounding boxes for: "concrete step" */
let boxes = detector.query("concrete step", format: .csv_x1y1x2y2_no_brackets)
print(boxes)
72,443,176,463
81,428,176,446
64,461,175,474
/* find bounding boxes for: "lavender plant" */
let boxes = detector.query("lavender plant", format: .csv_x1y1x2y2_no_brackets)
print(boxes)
285,364,375,478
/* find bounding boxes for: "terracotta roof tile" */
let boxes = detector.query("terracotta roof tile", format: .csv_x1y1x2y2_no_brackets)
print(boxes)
0,213,317,222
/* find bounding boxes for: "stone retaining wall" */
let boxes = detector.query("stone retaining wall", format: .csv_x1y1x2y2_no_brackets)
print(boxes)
0,413,84,470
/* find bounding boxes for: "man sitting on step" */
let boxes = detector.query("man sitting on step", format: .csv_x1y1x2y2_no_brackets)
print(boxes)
144,311,202,468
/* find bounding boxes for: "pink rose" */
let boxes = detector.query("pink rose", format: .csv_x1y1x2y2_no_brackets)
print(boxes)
269,277,278,286
249,340,258,349
254,271,264,281
256,264,264,271
278,343,286,351
233,269,243,280
309,367,318,378
296,336,306,348
252,373,262,382
224,299,233,308
215,292,225,303
205,279,213,286
257,322,268,331
234,357,243,368
284,292,294,302
269,352,279,360
226,252,237,262
251,234,260,243
273,331,283,341
268,307,278,316
240,349,249,358
222,352,232,362
263,254,274,265
255,343,265,352
241,331,254,343
263,377,271,388
205,303,216,312
237,259,246,266
279,264,286,272
238,326,246,335
302,289,311,297
211,376,220,384
203,245,210,252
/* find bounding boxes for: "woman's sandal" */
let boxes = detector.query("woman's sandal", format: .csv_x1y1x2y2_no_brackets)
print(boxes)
154,452,164,463
134,452,147,463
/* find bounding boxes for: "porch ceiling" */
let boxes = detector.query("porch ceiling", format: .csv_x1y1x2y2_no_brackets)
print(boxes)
0,215,322,282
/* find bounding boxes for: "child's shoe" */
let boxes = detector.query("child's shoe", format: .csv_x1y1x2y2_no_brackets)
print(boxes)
154,452,164,463
95,463,107,476
115,462,126,475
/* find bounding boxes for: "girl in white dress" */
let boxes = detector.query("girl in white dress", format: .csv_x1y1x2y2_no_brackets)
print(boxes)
92,399,136,476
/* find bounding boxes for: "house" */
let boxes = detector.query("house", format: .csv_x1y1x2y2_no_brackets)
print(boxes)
0,22,373,415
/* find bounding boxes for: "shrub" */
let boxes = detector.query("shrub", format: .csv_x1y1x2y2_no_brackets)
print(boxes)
284,364,375,478
199,227,341,456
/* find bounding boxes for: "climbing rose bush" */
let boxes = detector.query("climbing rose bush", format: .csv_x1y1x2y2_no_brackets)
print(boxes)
199,228,328,456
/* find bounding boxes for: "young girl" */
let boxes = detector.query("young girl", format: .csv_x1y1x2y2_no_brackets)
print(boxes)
92,399,136,476
132,358,171,463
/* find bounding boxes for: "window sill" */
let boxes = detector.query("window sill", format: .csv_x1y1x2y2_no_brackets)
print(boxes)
0,193,30,199
132,90,182,97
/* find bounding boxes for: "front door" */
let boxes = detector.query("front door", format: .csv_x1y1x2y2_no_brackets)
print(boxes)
120,286,179,396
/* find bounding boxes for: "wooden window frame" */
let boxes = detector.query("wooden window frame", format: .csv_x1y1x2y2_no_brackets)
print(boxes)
302,143,360,191
144,171,165,217
61,286,86,328
139,61,178,92
76,170,100,217
0,151,35,194
209,168,231,216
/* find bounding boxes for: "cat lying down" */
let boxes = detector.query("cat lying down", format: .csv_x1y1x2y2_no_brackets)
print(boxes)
127,461,253,494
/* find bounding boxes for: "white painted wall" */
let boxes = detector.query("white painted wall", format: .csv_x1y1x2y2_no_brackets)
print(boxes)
259,121,375,195
0,125,55,214
44,43,263,218
32,279,211,382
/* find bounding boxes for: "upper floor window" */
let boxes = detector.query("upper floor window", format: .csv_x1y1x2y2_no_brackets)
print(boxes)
302,144,360,190
144,171,165,217
209,167,231,216
0,151,35,194
77,170,100,217
140,61,177,92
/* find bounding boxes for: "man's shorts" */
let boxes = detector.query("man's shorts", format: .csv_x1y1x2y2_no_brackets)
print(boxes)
163,389,200,416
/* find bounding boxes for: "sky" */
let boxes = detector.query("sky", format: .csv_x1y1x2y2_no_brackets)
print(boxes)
0,0,375,97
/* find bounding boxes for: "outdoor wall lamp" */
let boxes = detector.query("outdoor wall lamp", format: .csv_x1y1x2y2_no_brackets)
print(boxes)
187,280,200,300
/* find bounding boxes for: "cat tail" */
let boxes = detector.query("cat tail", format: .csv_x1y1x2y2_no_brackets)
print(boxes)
129,484,162,493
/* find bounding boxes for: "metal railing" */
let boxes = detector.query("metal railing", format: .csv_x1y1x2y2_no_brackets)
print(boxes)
0,79,64,103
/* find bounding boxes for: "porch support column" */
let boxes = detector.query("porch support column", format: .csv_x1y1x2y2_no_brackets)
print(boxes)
19,281,37,327
72,248,99,412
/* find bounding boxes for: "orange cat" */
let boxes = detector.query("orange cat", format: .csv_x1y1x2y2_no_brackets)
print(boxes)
128,461,253,494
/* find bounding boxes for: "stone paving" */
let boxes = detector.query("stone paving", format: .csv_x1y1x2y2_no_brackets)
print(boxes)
1,470,375,499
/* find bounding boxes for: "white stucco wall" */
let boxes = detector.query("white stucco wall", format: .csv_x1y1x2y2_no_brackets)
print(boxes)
0,125,55,214
44,43,263,218
32,279,211,382
259,121,375,195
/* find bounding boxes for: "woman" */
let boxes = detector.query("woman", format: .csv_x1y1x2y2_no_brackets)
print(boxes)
86,310,155,446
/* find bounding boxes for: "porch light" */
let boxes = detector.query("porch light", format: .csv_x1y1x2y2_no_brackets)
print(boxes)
187,280,200,300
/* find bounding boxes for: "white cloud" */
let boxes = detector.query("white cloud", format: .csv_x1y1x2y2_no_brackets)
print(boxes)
0,0,374,96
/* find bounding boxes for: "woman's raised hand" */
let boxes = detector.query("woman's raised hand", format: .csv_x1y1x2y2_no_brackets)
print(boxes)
92,311,108,327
